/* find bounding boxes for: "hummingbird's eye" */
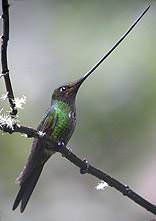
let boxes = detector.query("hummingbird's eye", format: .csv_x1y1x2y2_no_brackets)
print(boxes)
60,86,67,92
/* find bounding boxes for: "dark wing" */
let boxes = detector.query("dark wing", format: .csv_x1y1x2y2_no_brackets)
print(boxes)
17,108,58,184
12,107,58,212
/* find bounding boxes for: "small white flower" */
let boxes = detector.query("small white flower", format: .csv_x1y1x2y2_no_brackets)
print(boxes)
95,181,108,190
13,95,27,109
37,131,46,137
0,108,17,130
1,92,8,101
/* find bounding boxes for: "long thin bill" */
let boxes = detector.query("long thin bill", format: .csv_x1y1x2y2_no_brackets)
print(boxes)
82,5,150,81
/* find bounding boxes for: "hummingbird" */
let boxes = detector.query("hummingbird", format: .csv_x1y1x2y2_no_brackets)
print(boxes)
12,77,88,213
12,6,150,213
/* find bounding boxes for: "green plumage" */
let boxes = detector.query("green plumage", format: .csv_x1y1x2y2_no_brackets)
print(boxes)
40,100,76,144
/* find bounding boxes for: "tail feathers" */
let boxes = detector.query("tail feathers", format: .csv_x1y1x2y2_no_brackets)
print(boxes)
12,165,44,213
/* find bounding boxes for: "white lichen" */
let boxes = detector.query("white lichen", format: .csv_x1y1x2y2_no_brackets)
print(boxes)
95,181,108,190
37,130,46,137
0,108,17,130
1,94,27,109
21,134,28,138
1,92,8,101
13,95,27,109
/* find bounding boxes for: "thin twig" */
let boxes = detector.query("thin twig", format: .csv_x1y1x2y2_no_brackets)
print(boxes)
1,124,156,215
1,0,17,116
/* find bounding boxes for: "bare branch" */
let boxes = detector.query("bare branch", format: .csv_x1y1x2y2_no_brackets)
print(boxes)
1,124,156,215
1,0,17,116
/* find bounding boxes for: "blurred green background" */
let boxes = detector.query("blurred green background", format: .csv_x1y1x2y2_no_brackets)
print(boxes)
0,0,156,220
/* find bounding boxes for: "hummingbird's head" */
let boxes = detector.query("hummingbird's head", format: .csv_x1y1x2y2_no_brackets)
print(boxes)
52,77,86,105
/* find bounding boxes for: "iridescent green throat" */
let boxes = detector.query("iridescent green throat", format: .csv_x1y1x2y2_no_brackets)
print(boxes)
50,100,76,143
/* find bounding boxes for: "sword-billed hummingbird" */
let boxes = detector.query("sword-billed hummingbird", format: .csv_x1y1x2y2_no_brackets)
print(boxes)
12,6,150,213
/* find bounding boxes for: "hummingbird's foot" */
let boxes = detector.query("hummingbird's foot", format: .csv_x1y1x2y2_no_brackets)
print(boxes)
80,158,89,174
55,141,65,153
61,147,72,157
67,147,72,155
58,141,65,146
57,141,65,150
